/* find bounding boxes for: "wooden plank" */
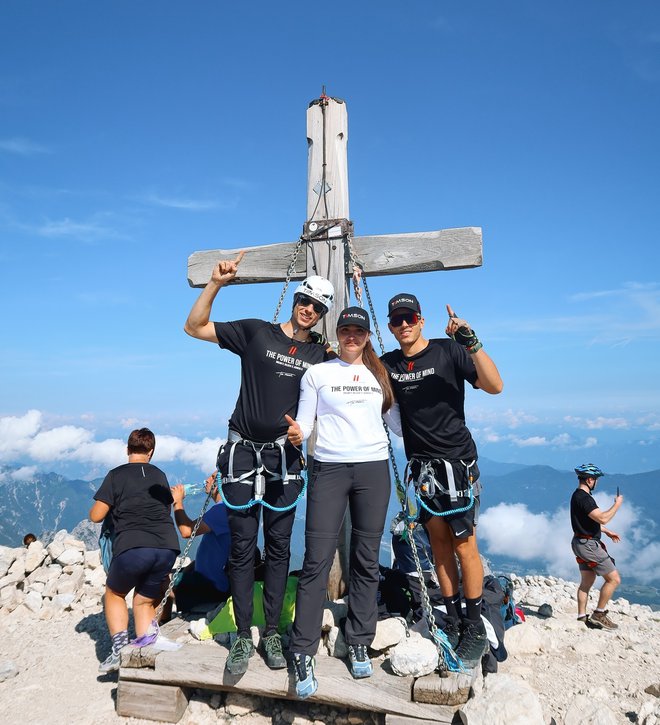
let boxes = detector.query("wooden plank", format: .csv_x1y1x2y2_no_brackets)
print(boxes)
413,669,477,706
116,680,190,723
386,716,454,725
119,643,453,721
187,227,482,287
352,228,483,276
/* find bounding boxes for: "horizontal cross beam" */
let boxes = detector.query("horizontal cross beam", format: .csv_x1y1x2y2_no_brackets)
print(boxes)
186,227,482,288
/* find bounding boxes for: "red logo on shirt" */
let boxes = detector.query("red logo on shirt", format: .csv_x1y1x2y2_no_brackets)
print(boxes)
289,346,298,355
353,374,360,382
407,362,414,372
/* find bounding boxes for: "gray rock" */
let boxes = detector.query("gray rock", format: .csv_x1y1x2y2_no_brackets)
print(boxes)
537,603,553,618
503,622,545,655
0,660,19,683
326,625,348,658
23,590,43,613
371,617,406,652
24,541,47,574
389,632,438,677
563,694,618,725
225,692,262,716
51,592,77,610
55,547,84,566
459,673,544,725
645,683,660,698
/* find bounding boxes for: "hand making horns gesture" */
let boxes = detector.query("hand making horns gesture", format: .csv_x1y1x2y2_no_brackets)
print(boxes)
212,250,245,286
445,303,473,337
284,414,304,447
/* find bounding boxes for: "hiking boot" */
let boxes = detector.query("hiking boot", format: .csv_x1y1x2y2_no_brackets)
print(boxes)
225,635,255,675
442,619,461,651
455,618,489,670
348,644,373,679
261,631,286,669
293,653,318,699
590,610,618,630
98,649,121,674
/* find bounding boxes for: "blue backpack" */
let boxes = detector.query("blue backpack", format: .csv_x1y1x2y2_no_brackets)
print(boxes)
99,516,115,574
498,575,521,630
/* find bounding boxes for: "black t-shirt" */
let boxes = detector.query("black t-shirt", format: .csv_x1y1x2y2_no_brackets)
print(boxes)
570,488,600,538
381,338,479,460
94,462,180,557
214,319,327,443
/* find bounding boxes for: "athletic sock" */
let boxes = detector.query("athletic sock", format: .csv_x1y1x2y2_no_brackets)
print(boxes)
577,614,588,620
112,629,129,654
465,596,483,622
443,593,462,621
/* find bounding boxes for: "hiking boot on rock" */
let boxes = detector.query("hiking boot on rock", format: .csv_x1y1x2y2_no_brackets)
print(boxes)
225,634,255,675
455,618,489,670
98,649,121,674
590,610,618,630
348,643,373,679
293,654,318,699
261,630,286,669
443,619,461,651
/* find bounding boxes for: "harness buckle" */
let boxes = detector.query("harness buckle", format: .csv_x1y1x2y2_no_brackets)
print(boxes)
254,473,266,499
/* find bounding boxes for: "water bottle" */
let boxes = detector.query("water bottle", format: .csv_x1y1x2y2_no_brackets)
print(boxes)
182,482,205,495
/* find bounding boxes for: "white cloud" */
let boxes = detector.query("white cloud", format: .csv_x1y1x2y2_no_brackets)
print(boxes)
0,137,52,155
0,410,222,474
141,193,231,211
564,415,629,430
10,465,38,482
480,493,660,585
35,217,122,242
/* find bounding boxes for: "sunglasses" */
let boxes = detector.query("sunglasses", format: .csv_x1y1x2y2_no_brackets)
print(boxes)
296,294,325,315
390,312,420,327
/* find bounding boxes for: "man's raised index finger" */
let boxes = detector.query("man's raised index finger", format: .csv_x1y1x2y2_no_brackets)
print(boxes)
446,304,457,319
234,250,246,266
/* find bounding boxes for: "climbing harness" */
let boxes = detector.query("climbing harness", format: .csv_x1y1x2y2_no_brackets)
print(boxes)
346,242,464,674
405,458,476,519
218,430,307,513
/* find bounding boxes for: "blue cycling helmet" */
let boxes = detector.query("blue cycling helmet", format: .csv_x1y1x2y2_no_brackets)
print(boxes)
574,463,605,479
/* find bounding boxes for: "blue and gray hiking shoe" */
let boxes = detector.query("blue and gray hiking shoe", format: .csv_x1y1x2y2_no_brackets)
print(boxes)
98,649,121,674
262,630,286,669
293,653,318,699
443,619,461,651
455,618,489,670
225,634,255,675
348,644,373,679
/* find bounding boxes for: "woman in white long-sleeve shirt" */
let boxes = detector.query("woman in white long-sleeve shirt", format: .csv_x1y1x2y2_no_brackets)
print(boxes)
285,306,400,699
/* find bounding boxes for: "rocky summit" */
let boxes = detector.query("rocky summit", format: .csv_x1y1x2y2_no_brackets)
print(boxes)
0,532,659,724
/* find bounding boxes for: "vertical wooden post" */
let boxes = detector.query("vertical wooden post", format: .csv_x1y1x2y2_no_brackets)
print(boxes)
305,94,352,599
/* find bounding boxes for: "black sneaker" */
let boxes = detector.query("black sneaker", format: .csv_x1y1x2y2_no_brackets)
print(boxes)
262,631,286,669
443,619,461,651
225,635,255,675
455,618,489,670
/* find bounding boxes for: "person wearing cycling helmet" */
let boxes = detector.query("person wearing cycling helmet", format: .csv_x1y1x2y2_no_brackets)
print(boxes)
184,253,334,675
570,463,623,630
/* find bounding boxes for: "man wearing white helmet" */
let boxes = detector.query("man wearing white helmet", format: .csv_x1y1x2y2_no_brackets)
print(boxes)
185,253,334,675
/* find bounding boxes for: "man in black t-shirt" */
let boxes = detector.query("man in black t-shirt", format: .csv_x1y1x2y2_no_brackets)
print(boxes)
90,428,179,673
570,463,623,630
184,252,334,675
381,293,503,670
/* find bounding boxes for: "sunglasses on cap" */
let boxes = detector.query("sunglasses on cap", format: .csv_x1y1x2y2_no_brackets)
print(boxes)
390,312,420,327
296,294,325,315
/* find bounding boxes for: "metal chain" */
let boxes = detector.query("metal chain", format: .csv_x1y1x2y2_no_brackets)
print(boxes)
153,488,216,622
272,236,305,323
345,233,364,308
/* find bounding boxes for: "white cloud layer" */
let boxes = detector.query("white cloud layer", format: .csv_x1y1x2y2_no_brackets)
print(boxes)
0,410,222,474
480,492,659,585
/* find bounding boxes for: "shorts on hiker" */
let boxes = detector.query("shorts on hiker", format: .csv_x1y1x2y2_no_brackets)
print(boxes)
107,547,177,598
412,459,481,537
571,536,616,576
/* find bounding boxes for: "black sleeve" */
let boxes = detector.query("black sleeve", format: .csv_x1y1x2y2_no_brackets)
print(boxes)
94,471,114,506
213,319,266,356
452,340,479,389
577,491,598,517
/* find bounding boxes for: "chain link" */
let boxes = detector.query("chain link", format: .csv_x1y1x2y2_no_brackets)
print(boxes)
153,488,216,622
272,236,305,323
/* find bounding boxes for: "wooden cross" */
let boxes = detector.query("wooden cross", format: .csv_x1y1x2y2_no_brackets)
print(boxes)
186,92,482,597
187,92,482,337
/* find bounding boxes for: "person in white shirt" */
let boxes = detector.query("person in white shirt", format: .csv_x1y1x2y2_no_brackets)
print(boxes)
284,306,399,698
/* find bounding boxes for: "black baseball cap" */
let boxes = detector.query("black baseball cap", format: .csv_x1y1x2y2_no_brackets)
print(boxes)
388,293,421,317
337,306,370,331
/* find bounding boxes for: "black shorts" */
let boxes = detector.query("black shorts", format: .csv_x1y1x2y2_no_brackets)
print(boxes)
107,547,177,598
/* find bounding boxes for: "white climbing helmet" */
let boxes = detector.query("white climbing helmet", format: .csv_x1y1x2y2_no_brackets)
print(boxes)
293,275,335,314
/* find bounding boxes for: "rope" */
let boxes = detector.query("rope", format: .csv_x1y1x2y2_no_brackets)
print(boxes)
220,477,307,513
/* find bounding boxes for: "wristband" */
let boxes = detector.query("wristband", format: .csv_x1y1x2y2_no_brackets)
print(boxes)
453,325,479,348
467,341,483,355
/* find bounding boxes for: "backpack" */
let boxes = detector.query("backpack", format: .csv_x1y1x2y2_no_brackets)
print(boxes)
99,516,115,574
497,575,522,630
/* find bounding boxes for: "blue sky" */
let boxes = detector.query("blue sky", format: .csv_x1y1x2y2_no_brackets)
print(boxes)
1,1,660,479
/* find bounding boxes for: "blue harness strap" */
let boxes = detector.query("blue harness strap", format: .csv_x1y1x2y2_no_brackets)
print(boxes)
403,457,477,522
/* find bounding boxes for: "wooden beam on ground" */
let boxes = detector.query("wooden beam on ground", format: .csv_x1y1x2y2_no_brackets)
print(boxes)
119,641,453,722
116,680,190,723
186,227,482,287
413,669,478,706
